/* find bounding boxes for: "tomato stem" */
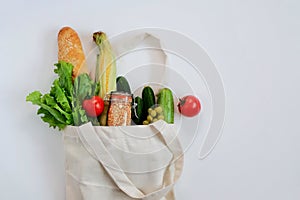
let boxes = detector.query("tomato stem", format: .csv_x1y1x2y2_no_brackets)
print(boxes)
178,98,186,106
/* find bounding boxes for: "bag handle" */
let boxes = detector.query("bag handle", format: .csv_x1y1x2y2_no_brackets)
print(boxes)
76,121,183,200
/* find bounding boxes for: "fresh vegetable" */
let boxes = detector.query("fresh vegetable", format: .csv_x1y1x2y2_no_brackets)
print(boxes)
93,32,116,98
178,95,201,117
82,96,104,117
72,73,100,126
26,61,100,130
116,76,131,94
142,86,155,120
26,61,74,130
132,96,143,125
99,99,109,126
157,88,174,124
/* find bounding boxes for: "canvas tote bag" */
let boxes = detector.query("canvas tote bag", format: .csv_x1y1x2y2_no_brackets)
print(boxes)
63,120,184,200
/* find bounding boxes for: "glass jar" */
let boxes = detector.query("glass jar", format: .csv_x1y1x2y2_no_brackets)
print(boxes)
107,92,133,126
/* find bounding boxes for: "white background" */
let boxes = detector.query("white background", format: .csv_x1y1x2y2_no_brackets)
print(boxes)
1,0,299,199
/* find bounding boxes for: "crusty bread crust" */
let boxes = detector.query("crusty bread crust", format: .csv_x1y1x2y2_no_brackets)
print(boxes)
58,27,86,78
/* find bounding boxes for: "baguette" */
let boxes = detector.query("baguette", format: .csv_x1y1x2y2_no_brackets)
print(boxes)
58,26,87,78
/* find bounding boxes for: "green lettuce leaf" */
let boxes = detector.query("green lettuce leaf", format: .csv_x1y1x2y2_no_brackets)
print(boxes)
37,108,66,130
26,61,75,130
54,62,73,98
26,91,64,122
50,79,72,113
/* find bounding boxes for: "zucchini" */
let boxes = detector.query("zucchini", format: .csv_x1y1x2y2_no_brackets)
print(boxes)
157,88,174,124
142,86,155,120
116,76,131,94
131,96,143,125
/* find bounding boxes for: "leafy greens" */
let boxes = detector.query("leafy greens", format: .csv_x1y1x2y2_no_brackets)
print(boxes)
26,61,100,130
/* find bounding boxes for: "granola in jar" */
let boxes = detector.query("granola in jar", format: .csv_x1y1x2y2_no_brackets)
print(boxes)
107,92,133,126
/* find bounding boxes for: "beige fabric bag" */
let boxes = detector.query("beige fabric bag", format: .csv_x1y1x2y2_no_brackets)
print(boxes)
63,120,184,200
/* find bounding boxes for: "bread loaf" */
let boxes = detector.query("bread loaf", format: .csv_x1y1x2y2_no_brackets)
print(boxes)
58,27,87,78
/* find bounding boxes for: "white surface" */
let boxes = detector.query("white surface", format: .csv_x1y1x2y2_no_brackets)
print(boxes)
1,0,300,199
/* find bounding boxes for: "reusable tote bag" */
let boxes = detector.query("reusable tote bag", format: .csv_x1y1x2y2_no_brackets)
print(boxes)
63,120,184,200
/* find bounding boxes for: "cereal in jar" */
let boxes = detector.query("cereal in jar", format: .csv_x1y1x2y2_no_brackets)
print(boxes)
107,92,133,126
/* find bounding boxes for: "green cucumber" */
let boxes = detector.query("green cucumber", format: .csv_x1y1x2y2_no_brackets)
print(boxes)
142,86,155,120
132,96,143,125
116,76,131,94
157,88,174,124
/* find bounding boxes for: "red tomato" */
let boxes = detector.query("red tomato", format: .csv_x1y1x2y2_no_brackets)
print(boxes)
177,95,201,117
82,96,104,117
